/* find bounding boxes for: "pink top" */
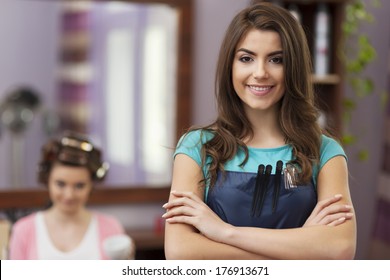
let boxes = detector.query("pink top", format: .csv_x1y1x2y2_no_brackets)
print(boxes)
8,212,125,260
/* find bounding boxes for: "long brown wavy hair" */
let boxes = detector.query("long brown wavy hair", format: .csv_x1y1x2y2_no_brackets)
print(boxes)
187,2,323,188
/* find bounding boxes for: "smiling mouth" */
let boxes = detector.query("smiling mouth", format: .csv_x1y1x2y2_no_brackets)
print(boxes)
248,85,272,91
248,85,274,96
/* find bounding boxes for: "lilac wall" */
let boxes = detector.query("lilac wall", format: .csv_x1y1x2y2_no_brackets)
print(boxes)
0,0,61,188
1,0,390,259
192,0,249,126
343,0,390,259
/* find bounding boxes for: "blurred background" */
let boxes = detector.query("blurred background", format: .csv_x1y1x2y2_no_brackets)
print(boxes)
0,0,389,260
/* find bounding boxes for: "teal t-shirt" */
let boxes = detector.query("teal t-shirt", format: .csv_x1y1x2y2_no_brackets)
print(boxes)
174,130,346,229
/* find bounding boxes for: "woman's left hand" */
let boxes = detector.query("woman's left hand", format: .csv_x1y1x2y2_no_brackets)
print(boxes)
162,190,231,243
303,194,354,227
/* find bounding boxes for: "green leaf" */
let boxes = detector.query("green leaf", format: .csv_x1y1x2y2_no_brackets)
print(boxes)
380,90,389,110
357,149,369,161
341,0,381,155
358,78,374,97
342,134,357,146
342,98,356,110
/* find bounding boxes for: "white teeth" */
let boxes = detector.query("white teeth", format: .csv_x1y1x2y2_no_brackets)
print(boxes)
249,85,271,91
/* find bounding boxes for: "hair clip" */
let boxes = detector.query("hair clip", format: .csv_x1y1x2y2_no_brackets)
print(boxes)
284,163,298,190
96,162,110,179
61,137,93,152
272,160,283,213
251,164,272,217
251,164,265,217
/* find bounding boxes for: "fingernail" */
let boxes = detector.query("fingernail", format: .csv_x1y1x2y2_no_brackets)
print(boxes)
346,213,354,217
345,205,352,209
162,203,167,208
334,194,342,198
338,217,346,221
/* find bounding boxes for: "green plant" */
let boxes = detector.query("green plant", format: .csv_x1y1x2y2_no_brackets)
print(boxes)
340,0,386,160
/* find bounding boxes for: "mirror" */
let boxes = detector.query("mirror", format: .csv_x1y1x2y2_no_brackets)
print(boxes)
0,0,192,189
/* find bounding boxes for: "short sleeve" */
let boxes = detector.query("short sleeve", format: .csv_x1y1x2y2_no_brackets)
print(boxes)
319,135,347,169
312,135,347,186
174,130,213,167
174,130,215,192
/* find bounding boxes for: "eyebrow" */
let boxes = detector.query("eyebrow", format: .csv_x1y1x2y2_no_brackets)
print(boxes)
236,48,283,57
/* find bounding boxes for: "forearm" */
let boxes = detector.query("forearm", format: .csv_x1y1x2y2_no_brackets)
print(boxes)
164,224,270,260
223,221,356,260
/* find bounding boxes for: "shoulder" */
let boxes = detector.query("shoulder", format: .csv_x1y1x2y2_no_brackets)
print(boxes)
312,135,347,185
9,213,37,256
320,134,342,148
177,129,214,147
12,213,37,232
313,134,347,178
174,129,215,165
320,135,346,160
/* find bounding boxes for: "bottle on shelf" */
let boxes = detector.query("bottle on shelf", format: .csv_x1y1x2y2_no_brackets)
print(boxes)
288,4,301,24
314,3,331,76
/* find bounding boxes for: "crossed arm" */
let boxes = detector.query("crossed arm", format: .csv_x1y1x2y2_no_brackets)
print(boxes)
163,154,357,260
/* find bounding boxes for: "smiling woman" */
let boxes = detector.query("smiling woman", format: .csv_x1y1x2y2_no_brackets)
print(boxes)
0,0,192,190
163,2,356,260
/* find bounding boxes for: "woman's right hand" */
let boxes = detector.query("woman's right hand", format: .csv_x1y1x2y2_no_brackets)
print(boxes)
303,194,354,227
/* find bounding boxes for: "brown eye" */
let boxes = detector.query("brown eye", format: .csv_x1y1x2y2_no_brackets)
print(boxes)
239,56,253,63
55,180,66,188
75,183,86,190
270,56,283,64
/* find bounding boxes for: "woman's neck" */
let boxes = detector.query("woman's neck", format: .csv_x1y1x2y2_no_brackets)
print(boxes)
244,108,285,148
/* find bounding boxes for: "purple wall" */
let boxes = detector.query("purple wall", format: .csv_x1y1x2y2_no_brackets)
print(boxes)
342,0,390,259
0,0,61,188
1,0,390,259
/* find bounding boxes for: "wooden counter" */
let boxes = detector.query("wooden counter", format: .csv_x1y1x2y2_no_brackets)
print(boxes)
0,186,170,209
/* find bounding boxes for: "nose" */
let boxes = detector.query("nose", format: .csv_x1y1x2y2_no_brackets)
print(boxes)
253,61,268,79
63,186,75,199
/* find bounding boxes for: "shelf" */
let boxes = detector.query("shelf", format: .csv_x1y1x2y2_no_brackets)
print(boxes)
312,74,341,85
276,0,347,136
